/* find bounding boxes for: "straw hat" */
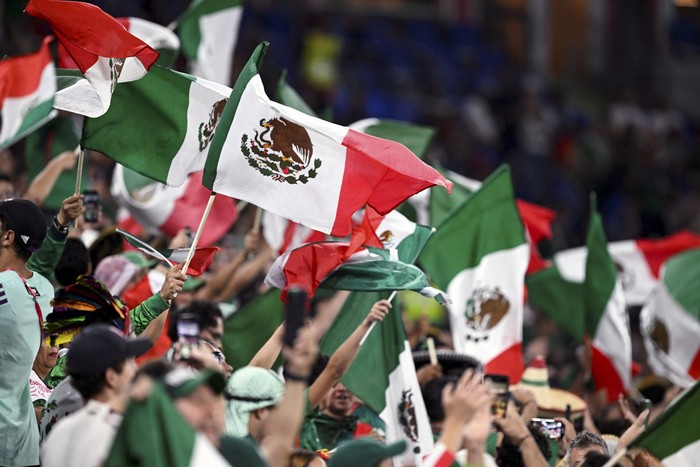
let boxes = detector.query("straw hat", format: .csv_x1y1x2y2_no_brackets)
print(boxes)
515,356,587,418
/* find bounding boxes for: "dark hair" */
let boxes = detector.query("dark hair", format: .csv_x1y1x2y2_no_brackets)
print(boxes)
289,449,320,467
167,300,223,341
422,375,459,423
0,216,31,262
496,426,551,467
55,238,91,286
580,451,617,467
567,431,609,460
305,353,330,386
134,359,176,381
69,359,126,400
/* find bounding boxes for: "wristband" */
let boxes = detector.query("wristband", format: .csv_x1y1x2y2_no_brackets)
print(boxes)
515,434,532,447
52,216,69,234
284,367,310,383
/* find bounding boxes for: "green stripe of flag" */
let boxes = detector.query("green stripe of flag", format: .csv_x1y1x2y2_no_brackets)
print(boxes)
81,66,193,184
420,165,526,282
356,119,436,160
276,70,318,117
661,249,700,321
178,0,243,60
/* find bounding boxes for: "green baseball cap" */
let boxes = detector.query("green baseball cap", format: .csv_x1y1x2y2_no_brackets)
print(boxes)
162,367,226,399
328,439,407,467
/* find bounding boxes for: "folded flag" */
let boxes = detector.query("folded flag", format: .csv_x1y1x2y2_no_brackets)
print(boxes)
25,0,159,117
0,37,56,150
117,228,219,276
640,248,700,388
261,210,326,256
177,0,243,85
554,231,700,306
111,166,237,247
203,42,452,236
628,381,700,466
79,64,231,186
420,166,528,383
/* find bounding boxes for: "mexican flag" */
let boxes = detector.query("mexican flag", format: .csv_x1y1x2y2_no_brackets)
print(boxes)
640,248,700,388
628,381,700,466
222,289,284,370
111,165,237,247
104,383,229,467
177,0,243,86
79,65,231,187
117,228,219,276
276,70,319,118
0,37,56,150
349,118,436,160
321,291,434,465
261,210,326,256
25,0,159,118
554,231,700,306
527,202,633,401
203,42,452,236
419,166,528,383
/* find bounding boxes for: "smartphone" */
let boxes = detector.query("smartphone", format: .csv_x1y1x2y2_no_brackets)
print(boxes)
484,373,510,418
641,398,652,427
177,313,199,360
530,418,564,440
284,286,307,348
83,189,99,223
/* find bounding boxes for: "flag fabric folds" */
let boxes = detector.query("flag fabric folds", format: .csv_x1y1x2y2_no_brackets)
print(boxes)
177,0,243,86
80,65,231,187
25,0,159,118
420,166,528,383
117,228,219,277
628,381,700,466
0,37,56,150
203,42,452,236
640,248,700,388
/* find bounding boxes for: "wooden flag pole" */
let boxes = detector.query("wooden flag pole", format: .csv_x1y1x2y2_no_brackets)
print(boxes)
359,290,397,347
427,337,438,366
253,206,262,232
182,192,216,275
74,147,85,195
602,447,627,467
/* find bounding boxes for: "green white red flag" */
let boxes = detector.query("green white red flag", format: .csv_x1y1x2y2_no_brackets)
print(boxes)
420,166,528,383
25,0,159,118
349,118,437,160
640,248,700,388
553,231,700,306
0,37,56,150
628,381,700,466
177,0,243,86
79,64,231,187
112,166,237,247
116,228,219,276
203,42,452,236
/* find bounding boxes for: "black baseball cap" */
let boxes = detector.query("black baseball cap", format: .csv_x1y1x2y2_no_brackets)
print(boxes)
67,324,152,377
0,198,47,253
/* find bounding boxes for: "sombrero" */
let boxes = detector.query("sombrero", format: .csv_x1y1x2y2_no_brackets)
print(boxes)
515,356,587,418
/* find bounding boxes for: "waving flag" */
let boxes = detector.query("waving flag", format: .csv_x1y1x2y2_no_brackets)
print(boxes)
117,229,219,276
261,211,326,256
640,248,700,388
420,166,528,383
349,118,436,160
203,43,452,236
554,231,700,306
0,37,56,150
178,0,243,85
25,0,159,117
79,65,231,187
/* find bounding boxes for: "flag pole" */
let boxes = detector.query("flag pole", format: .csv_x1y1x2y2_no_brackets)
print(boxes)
74,147,85,195
359,290,397,346
427,337,438,366
182,192,216,275
602,447,627,467
253,206,262,232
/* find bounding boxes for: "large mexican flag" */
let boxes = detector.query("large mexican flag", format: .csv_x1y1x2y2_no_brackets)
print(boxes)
25,0,159,118
0,37,56,150
420,166,528,383
177,0,243,86
203,42,452,236
80,65,231,187
554,231,700,306
640,248,700,388
628,380,700,466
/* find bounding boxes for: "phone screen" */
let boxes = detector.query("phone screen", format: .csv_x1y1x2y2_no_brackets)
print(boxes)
83,190,99,223
484,374,509,418
284,287,307,347
530,418,564,440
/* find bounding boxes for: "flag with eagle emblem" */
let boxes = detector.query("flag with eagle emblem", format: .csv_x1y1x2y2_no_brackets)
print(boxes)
203,42,452,236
